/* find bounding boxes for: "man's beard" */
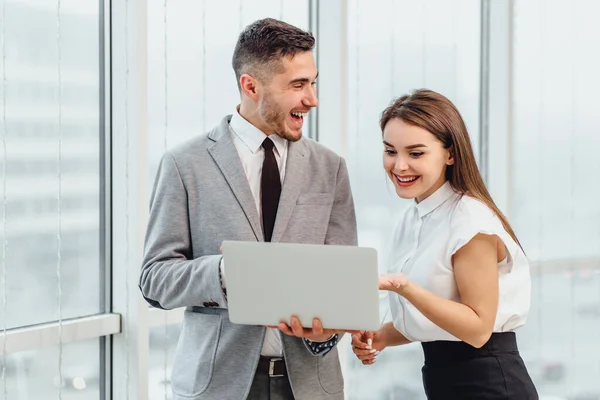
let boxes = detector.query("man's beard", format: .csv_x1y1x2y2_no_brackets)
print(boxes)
259,91,302,142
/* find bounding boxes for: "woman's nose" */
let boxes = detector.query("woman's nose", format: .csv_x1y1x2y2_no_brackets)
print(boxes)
396,157,409,171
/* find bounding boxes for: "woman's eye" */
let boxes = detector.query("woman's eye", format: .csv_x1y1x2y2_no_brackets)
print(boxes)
384,149,396,155
410,152,424,158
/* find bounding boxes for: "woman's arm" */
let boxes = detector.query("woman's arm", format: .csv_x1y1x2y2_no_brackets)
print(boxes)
382,233,500,348
351,322,411,365
380,321,411,346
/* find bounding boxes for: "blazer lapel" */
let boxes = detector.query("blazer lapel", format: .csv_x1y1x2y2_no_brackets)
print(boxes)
208,117,263,241
271,139,310,243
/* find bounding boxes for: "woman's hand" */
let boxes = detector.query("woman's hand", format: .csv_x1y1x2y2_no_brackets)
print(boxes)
378,273,410,294
351,329,388,365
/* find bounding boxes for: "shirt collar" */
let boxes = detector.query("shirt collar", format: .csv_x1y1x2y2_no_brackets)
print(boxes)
414,181,457,218
229,107,288,156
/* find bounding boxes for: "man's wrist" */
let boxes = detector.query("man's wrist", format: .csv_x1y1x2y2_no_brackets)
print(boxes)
306,333,336,343
303,333,339,356
218,257,227,300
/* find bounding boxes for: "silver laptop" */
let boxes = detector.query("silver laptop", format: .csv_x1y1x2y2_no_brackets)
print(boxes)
222,241,380,331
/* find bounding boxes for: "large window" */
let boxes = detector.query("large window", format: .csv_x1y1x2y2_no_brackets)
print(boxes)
1,0,103,329
2,1,599,398
319,0,600,399
316,1,481,398
495,1,600,398
1,1,106,399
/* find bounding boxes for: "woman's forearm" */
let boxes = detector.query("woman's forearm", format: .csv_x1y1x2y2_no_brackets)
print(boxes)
398,283,493,348
381,321,411,347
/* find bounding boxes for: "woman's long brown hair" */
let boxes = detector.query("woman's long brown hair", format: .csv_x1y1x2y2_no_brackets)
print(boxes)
380,89,523,250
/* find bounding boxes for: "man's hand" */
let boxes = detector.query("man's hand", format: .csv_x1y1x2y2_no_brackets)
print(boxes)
273,316,355,342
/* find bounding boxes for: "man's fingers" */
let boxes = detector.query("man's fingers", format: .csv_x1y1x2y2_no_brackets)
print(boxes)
278,322,294,336
290,316,306,337
311,318,324,336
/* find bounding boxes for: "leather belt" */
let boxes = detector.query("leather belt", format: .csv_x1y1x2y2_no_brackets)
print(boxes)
257,357,286,378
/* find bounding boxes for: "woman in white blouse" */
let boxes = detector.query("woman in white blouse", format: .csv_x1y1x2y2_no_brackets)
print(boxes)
352,89,538,399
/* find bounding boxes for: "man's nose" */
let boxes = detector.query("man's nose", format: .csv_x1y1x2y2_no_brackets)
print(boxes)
303,85,318,108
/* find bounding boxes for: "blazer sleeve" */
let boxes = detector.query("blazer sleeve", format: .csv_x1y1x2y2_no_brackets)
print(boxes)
324,157,358,246
138,151,226,310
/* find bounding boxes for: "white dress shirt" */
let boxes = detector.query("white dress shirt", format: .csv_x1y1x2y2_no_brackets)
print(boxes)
224,108,288,357
387,181,531,343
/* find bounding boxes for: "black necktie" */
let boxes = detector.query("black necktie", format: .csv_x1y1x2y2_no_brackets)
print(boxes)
261,138,281,242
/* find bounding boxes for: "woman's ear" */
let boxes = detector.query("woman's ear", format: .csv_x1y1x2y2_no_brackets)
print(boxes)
446,146,455,166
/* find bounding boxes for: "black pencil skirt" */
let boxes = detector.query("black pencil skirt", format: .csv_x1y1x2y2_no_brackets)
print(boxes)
421,332,538,399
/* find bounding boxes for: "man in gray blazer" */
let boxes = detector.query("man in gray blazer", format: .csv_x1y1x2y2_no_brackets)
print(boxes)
139,18,357,400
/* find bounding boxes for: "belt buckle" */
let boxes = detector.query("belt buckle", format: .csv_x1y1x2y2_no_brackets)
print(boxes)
269,357,284,378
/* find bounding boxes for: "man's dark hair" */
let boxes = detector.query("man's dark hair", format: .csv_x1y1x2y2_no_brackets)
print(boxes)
232,18,315,91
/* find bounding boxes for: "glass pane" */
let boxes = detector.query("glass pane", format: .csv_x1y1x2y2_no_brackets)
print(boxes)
147,0,310,190
0,339,101,400
148,323,182,400
0,1,102,329
508,0,600,398
332,1,482,396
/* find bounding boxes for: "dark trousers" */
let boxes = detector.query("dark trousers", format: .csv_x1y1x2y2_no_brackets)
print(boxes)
421,332,538,400
247,357,295,400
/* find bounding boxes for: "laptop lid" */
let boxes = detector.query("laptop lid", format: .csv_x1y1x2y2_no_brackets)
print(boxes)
222,240,380,331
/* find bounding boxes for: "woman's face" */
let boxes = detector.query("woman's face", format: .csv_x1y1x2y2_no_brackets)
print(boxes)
382,118,454,203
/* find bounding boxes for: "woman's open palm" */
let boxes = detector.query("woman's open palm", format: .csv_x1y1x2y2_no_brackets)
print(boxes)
378,273,409,292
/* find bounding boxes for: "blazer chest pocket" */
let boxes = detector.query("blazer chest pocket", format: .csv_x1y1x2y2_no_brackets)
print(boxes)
296,193,334,206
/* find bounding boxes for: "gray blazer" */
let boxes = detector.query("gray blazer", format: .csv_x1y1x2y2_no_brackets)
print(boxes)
139,115,358,400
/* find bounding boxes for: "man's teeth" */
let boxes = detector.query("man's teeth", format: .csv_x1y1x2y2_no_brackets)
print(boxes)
397,176,417,182
291,112,308,118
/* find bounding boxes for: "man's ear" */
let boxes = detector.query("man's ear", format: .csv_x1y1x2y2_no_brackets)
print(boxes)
447,145,455,166
240,74,259,100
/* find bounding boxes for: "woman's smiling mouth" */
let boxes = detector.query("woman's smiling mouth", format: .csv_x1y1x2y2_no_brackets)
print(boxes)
394,174,420,187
